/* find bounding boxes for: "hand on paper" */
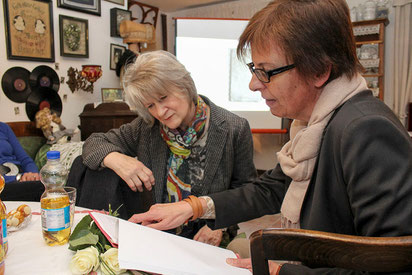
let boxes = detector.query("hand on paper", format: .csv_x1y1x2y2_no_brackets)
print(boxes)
226,258,281,274
20,172,40,182
194,224,222,246
104,152,155,192
128,201,193,230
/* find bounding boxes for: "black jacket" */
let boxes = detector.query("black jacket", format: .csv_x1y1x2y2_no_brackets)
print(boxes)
209,91,412,274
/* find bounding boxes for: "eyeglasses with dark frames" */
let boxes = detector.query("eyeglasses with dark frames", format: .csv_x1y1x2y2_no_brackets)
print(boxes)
247,62,295,83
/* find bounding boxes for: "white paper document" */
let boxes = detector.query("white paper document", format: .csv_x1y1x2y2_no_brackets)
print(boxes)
118,219,252,275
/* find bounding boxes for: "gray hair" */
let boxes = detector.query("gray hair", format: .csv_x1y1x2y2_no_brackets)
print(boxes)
122,50,197,125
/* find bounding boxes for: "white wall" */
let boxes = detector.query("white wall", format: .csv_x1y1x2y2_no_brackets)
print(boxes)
0,1,129,130
168,0,277,170
165,0,396,170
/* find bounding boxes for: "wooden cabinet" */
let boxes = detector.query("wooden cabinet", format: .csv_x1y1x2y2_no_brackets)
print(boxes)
352,18,389,101
79,102,138,141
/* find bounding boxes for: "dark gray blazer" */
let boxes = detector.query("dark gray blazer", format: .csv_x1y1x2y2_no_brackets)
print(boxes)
82,95,257,204
209,91,412,274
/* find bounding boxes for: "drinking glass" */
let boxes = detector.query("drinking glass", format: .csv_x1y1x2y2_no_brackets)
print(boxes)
64,187,77,228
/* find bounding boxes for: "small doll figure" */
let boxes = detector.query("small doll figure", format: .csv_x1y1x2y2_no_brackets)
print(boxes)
35,107,78,144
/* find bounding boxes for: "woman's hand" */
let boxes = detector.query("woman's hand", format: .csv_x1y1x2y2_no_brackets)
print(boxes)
20,172,40,182
193,224,222,246
128,201,193,230
226,258,281,274
103,152,155,192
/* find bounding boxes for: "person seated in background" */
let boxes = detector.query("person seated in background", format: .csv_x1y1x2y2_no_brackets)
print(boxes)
0,122,44,201
75,50,257,246
127,0,412,274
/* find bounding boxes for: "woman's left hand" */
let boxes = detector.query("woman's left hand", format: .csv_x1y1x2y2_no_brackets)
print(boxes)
20,172,40,182
193,224,222,246
226,258,281,274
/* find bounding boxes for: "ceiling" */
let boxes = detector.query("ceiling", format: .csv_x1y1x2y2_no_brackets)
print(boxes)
133,0,240,12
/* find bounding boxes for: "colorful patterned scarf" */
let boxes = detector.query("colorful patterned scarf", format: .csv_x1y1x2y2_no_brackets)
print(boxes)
160,96,209,202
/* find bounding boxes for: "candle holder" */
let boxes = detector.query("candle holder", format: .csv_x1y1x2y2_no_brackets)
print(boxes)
66,65,102,93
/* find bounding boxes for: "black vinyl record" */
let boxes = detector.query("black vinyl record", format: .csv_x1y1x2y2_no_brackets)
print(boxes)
1,67,32,103
29,65,60,92
25,87,62,121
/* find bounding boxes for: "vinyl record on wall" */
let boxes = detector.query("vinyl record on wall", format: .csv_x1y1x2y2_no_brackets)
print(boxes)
1,67,32,103
29,65,60,92
25,87,62,121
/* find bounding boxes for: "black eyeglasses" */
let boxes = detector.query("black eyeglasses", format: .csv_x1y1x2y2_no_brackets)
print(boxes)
247,62,295,83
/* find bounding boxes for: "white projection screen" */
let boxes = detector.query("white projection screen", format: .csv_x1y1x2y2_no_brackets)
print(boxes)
175,18,282,130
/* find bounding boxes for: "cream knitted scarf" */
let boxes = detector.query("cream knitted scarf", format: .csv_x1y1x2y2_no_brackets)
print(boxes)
277,73,368,228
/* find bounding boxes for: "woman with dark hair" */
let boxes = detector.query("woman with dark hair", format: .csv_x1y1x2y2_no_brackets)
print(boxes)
129,0,412,274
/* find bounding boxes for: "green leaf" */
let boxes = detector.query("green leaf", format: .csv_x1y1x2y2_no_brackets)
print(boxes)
91,222,111,249
68,229,99,251
108,204,123,217
69,215,93,242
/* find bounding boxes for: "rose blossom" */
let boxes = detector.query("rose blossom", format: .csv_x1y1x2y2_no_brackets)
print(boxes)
69,246,100,274
100,248,126,275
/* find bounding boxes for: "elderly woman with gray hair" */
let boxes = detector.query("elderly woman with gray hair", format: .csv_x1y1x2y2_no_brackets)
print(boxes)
78,50,257,245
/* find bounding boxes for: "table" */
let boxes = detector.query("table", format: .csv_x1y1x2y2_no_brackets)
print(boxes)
4,201,90,275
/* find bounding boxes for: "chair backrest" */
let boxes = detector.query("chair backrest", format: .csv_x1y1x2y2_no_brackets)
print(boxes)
250,228,412,274
7,121,43,137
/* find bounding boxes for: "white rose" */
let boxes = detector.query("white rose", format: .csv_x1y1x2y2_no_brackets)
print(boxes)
100,248,126,275
69,246,100,275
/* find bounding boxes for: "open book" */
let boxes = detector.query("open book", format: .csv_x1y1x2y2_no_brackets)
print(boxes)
89,211,251,275
89,211,119,247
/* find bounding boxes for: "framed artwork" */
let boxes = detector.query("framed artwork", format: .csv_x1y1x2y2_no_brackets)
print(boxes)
57,0,101,16
59,15,89,58
110,44,126,70
104,0,124,5
3,0,55,62
101,88,124,102
110,8,132,37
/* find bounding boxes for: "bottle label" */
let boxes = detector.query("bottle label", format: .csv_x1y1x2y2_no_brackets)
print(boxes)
1,219,6,245
0,221,3,261
41,206,70,231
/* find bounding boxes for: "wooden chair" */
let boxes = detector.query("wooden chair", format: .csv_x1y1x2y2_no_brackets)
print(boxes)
250,228,412,274
7,121,43,137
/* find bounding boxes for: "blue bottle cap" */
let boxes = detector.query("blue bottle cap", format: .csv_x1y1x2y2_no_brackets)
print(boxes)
46,151,60,160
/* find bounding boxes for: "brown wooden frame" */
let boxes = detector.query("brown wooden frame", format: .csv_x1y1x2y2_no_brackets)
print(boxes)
128,0,159,27
3,0,55,62
250,228,412,274
6,121,43,137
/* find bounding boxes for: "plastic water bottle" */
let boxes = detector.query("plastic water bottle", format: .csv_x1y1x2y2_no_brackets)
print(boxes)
0,175,6,274
40,151,70,246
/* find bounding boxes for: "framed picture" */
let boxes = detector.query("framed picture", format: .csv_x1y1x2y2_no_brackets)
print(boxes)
110,8,132,37
104,0,124,5
101,88,124,102
3,0,55,62
110,44,126,70
59,15,89,58
57,0,101,16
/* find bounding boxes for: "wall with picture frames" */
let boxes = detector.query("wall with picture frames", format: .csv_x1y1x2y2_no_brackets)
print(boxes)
0,0,131,131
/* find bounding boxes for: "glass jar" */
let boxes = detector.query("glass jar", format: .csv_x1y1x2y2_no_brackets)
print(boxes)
350,7,357,22
356,4,365,22
364,0,377,20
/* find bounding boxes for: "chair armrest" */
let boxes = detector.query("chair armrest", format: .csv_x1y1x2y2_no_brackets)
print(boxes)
250,228,412,274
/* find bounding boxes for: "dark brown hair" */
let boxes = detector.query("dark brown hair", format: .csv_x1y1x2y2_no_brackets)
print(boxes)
237,0,362,82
